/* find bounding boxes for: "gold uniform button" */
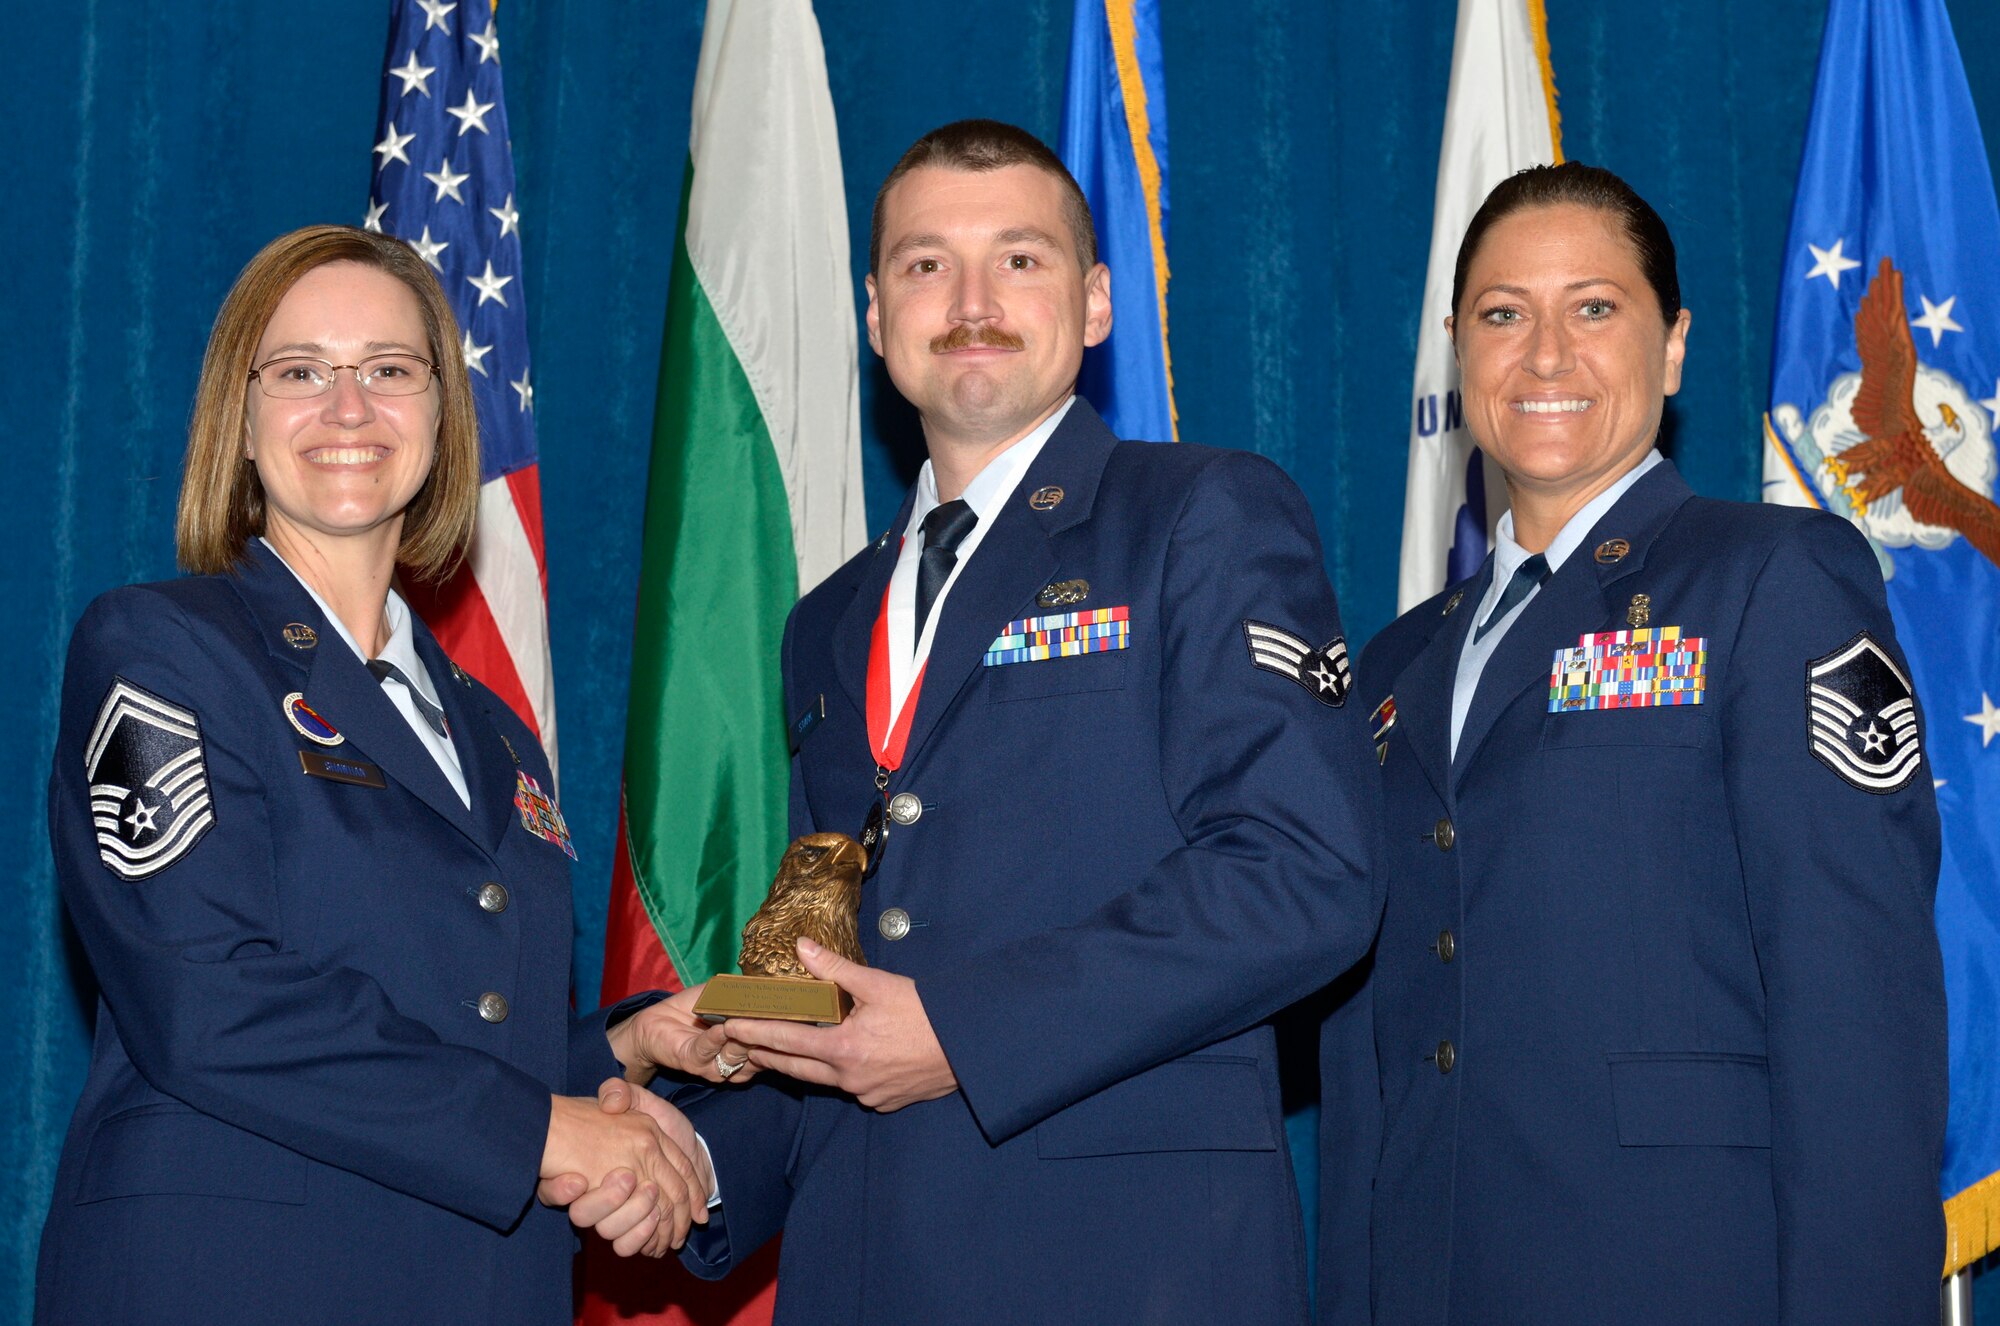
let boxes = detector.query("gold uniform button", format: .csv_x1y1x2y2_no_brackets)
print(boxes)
477,992,510,1024
888,793,923,826
1435,929,1456,962
1434,817,1456,852
478,882,509,914
878,907,912,941
1435,1040,1456,1074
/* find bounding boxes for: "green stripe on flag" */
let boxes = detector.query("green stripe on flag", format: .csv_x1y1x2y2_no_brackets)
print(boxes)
623,159,798,986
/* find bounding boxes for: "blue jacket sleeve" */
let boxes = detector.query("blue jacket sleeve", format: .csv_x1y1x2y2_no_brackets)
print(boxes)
670,1079,805,1279
1720,514,1947,1321
919,451,1387,1142
50,590,553,1231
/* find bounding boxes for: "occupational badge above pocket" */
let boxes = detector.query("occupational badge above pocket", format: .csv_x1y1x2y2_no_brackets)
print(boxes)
984,606,1130,666
1242,620,1350,706
84,678,216,880
1807,632,1921,793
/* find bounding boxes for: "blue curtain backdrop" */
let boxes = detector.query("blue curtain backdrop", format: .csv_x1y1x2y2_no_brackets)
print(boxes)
8,0,2000,1314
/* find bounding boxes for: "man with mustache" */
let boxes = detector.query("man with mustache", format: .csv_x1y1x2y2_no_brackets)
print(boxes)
602,120,1384,1322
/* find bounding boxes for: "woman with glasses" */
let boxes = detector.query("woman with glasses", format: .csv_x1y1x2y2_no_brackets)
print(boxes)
36,226,746,1324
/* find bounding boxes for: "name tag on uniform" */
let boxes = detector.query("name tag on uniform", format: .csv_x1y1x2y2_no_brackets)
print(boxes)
984,606,1130,666
298,750,387,787
1549,627,1708,712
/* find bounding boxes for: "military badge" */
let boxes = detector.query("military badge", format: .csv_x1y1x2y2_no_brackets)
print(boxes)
1808,632,1922,792
1370,694,1397,763
1548,627,1708,711
984,606,1130,666
85,678,215,880
1243,620,1350,706
281,622,317,650
1037,578,1090,609
513,770,577,858
283,693,344,745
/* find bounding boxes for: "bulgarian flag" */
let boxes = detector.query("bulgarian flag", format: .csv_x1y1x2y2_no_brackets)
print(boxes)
578,1,863,1321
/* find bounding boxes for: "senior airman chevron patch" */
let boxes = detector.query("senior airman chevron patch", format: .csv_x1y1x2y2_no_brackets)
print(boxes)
1243,620,1350,707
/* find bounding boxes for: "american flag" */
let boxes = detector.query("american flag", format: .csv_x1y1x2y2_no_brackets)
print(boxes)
366,0,557,770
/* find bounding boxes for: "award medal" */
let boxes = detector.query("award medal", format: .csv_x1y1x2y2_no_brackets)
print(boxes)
862,579,925,877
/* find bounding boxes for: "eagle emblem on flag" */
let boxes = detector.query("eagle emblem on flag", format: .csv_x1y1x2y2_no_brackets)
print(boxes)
84,679,216,880
1242,620,1350,707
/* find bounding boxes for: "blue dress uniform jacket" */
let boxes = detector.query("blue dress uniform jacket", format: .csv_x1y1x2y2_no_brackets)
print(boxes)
1320,460,1947,1325
38,541,635,1326
674,400,1385,1324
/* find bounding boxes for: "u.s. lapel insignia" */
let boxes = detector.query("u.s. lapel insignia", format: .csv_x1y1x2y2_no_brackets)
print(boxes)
1594,538,1631,565
513,770,577,858
1627,593,1651,628
1028,485,1065,511
281,622,318,650
449,660,473,688
1243,620,1351,706
85,678,216,880
1370,694,1397,763
1442,589,1465,616
1808,632,1921,793
985,607,1130,665
283,692,344,746
1037,578,1090,609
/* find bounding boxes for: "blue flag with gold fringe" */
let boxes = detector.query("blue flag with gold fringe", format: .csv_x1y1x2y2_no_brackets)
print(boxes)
1058,0,1175,442
1764,0,2000,1273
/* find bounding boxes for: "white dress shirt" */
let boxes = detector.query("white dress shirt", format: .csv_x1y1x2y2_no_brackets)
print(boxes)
1449,450,1662,757
882,394,1075,726
262,538,470,808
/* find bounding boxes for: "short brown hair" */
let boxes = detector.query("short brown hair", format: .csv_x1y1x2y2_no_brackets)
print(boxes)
870,119,1097,273
175,225,480,581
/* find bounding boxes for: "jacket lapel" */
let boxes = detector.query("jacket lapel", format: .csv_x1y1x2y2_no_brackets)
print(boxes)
1393,566,1489,808
228,542,484,852
414,620,516,855
899,400,1119,766
1449,460,1698,786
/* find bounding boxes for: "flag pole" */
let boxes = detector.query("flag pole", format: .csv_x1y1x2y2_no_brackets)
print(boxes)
1944,1269,1974,1326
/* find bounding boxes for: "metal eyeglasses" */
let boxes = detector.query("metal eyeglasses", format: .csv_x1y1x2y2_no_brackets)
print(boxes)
248,354,438,399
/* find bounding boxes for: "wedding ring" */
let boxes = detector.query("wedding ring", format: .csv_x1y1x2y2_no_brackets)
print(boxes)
716,1051,747,1080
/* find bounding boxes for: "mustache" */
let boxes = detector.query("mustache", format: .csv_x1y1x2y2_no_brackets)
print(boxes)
929,325,1026,353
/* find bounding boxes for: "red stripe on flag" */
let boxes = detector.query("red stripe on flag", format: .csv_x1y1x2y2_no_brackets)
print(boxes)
402,568,539,735
506,463,550,589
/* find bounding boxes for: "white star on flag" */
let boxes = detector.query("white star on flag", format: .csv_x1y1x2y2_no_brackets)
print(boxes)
510,369,533,412
445,89,495,137
409,225,449,271
416,0,456,34
1980,380,2000,429
374,123,416,168
489,193,520,239
468,261,512,307
389,51,435,97
462,331,494,377
363,198,389,232
1913,294,1964,348
1967,692,2000,747
1806,238,1862,288
424,158,471,204
471,19,501,64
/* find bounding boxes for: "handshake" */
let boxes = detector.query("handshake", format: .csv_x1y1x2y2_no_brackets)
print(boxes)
537,987,760,1258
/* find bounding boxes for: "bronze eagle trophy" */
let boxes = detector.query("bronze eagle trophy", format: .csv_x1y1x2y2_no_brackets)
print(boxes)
691,832,869,1025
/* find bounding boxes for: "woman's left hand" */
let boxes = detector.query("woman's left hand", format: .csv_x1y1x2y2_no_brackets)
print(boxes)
610,986,760,1085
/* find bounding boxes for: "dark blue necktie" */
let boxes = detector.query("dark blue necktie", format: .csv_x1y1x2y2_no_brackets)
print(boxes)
914,498,978,641
1474,553,1551,644
367,658,450,739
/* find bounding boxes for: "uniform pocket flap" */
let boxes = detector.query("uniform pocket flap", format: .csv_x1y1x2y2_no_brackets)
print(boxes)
1607,1052,1772,1148
79,1104,309,1205
984,650,1129,702
1036,1055,1277,1158
1542,705,1708,749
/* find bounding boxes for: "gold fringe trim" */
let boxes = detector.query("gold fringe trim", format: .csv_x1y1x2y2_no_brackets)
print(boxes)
1945,1172,2000,1276
1525,0,1564,164
1105,0,1178,439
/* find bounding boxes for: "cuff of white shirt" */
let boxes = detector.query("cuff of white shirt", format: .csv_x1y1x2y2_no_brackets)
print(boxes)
695,1131,722,1209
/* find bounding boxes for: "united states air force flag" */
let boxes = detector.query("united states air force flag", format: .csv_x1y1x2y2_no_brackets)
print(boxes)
1058,0,1175,442
1764,0,2000,1272
366,0,558,769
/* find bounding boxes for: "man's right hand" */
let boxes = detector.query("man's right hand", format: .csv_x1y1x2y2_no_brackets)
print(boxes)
539,1089,707,1256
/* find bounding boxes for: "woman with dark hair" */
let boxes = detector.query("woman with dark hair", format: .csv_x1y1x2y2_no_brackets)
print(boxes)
37,226,748,1324
1320,163,1947,1324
